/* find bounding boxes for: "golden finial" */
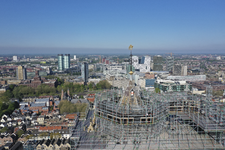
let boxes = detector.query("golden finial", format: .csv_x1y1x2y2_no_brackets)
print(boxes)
129,45,133,50
129,71,133,75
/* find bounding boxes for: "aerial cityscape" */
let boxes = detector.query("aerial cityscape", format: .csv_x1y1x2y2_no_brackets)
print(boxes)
0,0,225,150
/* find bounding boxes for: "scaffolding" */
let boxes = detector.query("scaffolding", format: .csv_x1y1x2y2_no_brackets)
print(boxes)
70,83,225,149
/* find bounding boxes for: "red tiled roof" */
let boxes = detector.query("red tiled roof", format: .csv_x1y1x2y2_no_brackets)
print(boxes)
87,94,95,103
65,114,77,120
39,126,62,131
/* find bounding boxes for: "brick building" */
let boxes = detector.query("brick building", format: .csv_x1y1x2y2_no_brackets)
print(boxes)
20,71,56,88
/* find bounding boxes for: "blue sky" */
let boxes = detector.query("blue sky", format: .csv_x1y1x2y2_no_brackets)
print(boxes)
0,0,225,54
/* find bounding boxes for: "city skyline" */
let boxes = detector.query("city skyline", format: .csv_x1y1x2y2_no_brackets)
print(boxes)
0,0,225,54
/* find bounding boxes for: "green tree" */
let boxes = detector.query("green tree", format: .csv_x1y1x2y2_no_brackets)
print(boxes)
25,134,34,140
0,127,8,133
59,100,87,114
155,88,160,94
88,82,94,91
50,133,61,139
39,132,49,138
4,90,13,98
16,130,25,138
96,80,112,89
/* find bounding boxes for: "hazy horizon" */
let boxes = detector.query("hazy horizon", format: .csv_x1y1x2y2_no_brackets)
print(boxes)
0,0,225,54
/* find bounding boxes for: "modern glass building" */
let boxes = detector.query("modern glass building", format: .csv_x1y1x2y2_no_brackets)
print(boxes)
58,54,64,71
166,56,174,73
153,55,163,71
154,80,192,92
64,54,70,70
126,64,135,74
81,62,89,85
146,79,155,87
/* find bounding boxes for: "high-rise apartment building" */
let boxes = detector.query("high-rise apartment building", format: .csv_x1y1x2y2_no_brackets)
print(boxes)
63,54,70,70
102,58,106,63
13,56,18,61
16,66,27,80
81,62,89,85
58,54,70,71
173,64,187,76
166,56,174,73
173,64,182,76
58,54,64,71
99,55,101,63
74,55,76,60
181,65,187,76
153,55,163,71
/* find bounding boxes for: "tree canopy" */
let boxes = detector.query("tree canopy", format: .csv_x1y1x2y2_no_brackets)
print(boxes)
59,100,87,114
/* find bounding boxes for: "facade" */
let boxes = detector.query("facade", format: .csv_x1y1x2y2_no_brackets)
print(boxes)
173,64,182,76
0,136,14,147
13,55,18,61
58,54,70,71
131,56,151,72
20,71,56,88
102,58,106,63
167,75,206,81
153,55,163,71
74,55,76,60
16,66,27,80
81,62,89,85
182,65,187,76
108,64,124,70
145,79,155,87
166,56,174,73
58,54,64,71
173,64,187,76
154,79,192,92
126,64,135,74
63,54,70,70
105,59,110,64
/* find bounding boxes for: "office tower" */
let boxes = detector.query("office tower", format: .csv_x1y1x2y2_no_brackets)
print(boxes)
99,55,101,63
105,59,109,64
126,65,135,74
102,58,106,63
181,65,187,76
140,56,151,72
173,64,182,76
58,54,64,71
13,56,18,61
166,56,174,73
153,55,163,71
74,55,76,60
131,56,151,72
81,62,89,85
64,54,70,70
132,56,139,69
16,66,27,80
173,64,188,76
